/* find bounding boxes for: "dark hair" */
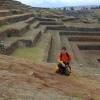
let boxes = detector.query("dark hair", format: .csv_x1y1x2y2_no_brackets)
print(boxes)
61,46,66,50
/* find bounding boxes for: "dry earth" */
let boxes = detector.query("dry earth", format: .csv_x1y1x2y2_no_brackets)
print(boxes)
0,54,100,100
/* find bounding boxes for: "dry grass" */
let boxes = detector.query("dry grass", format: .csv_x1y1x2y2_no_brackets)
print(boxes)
0,54,100,100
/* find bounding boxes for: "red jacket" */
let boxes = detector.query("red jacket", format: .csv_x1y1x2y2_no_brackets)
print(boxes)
59,52,71,62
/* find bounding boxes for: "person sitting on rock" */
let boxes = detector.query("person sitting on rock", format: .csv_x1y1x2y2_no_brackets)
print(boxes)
56,47,72,76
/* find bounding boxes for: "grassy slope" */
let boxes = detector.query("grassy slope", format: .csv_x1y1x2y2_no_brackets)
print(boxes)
11,33,51,62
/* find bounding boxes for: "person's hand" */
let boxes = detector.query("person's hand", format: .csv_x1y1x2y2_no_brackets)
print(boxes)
58,61,65,67
59,61,63,63
62,63,66,67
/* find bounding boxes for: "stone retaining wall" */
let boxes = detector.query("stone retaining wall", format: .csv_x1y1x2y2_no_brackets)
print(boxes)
47,26,100,32
60,31,100,36
0,13,33,26
78,45,100,50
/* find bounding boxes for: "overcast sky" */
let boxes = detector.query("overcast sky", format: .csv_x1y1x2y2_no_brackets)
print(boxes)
16,0,100,8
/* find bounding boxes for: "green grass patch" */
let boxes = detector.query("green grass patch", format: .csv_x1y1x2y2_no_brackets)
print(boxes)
11,33,51,62
11,47,44,62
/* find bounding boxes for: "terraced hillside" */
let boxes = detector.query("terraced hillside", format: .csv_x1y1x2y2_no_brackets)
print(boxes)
0,0,100,100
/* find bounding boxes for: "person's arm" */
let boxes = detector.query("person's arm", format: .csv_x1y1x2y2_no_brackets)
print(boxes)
68,54,71,62
57,55,66,66
58,60,65,66
57,54,61,63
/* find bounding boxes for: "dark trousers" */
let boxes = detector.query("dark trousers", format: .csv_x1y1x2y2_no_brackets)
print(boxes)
57,63,70,76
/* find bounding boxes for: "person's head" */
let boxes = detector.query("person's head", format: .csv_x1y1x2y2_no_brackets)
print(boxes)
61,46,67,54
